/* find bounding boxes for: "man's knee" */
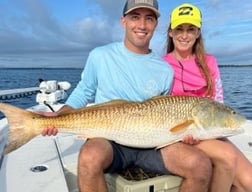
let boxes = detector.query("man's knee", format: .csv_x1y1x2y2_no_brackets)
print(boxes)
78,139,113,172
78,144,100,170
188,152,212,178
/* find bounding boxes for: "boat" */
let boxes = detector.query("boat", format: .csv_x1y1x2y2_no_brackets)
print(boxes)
0,80,252,192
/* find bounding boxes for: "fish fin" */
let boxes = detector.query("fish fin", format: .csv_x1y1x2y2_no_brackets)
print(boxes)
170,120,194,133
76,134,103,140
97,99,132,106
76,135,88,140
61,99,133,115
87,100,132,109
150,95,167,100
155,139,182,149
0,103,39,154
65,100,133,115
148,95,175,101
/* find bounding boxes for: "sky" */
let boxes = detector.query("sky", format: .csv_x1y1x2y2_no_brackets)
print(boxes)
0,0,252,68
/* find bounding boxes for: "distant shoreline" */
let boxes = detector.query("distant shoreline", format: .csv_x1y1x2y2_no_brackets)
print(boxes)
219,64,252,68
0,67,83,70
1,65,252,69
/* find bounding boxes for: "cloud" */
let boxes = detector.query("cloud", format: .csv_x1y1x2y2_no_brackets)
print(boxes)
0,0,63,53
0,0,123,55
0,0,127,67
0,0,251,67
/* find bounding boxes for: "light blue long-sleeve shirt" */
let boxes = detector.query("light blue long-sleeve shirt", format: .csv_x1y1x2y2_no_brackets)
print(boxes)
66,42,174,108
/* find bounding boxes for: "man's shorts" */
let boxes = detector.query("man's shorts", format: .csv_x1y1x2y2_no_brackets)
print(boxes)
105,141,170,174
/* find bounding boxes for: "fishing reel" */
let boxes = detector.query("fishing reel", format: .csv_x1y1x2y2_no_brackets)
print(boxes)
36,80,71,105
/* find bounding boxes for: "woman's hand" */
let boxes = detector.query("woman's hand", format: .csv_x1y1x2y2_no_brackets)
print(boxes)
182,135,200,145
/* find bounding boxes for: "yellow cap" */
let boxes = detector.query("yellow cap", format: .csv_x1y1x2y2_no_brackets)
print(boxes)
170,3,202,29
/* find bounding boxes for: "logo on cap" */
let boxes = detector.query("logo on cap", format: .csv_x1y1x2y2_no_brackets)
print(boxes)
178,6,194,16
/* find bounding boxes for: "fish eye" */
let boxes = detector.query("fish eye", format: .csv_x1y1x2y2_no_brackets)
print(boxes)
232,110,236,115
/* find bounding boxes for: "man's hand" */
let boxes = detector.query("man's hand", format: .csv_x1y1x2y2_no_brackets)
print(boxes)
41,126,58,136
182,135,200,145
35,111,59,136
37,105,73,137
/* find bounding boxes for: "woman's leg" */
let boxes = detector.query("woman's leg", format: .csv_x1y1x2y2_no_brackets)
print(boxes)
196,139,252,192
228,140,252,192
196,139,237,192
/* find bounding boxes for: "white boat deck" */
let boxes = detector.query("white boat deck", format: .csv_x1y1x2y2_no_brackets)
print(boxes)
0,103,72,192
0,135,69,192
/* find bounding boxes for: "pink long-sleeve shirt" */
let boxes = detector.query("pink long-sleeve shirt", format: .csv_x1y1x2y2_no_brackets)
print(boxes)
163,53,224,102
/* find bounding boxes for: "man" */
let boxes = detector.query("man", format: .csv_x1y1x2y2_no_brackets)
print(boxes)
43,0,212,191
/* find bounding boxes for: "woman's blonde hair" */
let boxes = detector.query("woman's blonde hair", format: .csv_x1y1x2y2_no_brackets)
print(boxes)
166,24,214,97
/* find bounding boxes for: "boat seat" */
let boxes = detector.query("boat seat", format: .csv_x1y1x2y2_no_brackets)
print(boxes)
56,134,182,192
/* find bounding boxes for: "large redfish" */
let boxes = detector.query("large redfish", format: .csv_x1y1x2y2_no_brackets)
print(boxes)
0,95,247,154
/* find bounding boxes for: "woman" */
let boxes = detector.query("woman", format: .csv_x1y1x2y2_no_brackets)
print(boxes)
163,3,252,192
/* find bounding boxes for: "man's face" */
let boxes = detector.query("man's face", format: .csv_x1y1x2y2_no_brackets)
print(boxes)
121,8,157,54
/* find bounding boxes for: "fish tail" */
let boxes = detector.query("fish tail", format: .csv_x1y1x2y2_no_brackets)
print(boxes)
0,103,38,154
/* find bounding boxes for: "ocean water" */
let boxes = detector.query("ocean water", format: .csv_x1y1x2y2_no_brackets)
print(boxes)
220,66,252,119
0,68,82,118
0,67,252,120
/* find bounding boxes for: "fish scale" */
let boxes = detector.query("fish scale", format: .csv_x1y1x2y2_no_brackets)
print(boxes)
0,95,247,154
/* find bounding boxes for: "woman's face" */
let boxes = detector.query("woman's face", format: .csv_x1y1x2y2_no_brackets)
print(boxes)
169,23,201,53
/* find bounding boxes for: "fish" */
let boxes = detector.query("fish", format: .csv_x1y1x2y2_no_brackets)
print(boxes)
0,95,248,155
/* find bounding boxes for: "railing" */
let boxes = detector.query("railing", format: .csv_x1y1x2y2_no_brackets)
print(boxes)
0,80,71,103
0,87,40,100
